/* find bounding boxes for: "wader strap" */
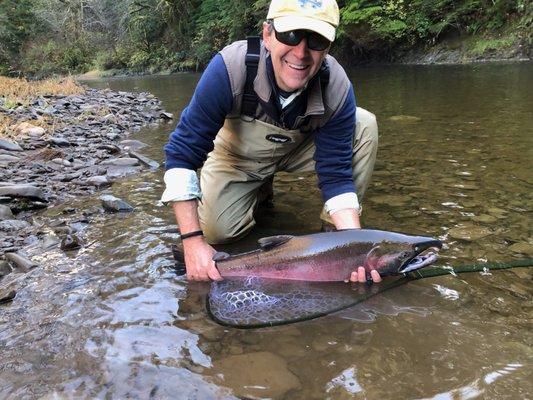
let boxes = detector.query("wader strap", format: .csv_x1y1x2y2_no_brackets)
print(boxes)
242,36,261,118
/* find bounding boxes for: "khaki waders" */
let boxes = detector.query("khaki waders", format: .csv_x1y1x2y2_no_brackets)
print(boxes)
199,107,378,244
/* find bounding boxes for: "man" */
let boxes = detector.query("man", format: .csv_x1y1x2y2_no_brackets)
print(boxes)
162,0,380,283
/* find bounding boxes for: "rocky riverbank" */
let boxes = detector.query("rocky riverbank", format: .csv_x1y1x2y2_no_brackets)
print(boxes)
0,87,172,289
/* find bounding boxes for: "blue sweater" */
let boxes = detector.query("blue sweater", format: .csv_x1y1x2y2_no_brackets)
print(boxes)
164,53,357,202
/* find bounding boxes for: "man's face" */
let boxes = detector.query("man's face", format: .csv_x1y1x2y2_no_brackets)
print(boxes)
263,22,329,92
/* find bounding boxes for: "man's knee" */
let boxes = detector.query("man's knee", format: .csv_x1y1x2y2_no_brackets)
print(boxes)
200,207,254,244
355,108,378,147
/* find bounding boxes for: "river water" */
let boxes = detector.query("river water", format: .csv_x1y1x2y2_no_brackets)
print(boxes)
1,63,532,399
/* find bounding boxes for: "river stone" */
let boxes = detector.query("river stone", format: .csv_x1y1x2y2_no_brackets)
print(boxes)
86,175,109,187
371,194,412,207
210,351,301,399
160,112,174,119
41,233,61,250
445,183,479,190
49,137,70,147
128,150,160,169
486,297,513,316
0,260,11,277
100,157,140,167
12,122,46,137
0,219,31,232
0,139,23,152
100,195,134,212
472,214,498,224
120,139,148,150
0,154,21,164
448,224,492,241
487,207,508,217
508,242,533,256
0,185,47,202
0,205,14,220
61,234,82,250
389,115,422,122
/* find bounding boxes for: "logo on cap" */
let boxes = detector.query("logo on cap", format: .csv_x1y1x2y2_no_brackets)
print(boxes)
298,0,323,8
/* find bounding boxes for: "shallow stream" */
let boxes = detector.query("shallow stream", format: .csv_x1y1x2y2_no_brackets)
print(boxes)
1,62,532,399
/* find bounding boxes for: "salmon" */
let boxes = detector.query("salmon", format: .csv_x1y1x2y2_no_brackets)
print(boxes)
211,229,442,281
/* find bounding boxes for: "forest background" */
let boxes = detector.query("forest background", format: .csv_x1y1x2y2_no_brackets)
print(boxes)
0,0,531,77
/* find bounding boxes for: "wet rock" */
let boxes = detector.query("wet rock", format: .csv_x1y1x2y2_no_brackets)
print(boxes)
389,115,422,122
60,234,82,250
160,112,174,119
508,242,533,256
100,195,134,212
120,139,147,151
0,205,14,221
86,175,110,187
0,260,12,277
371,194,412,207
0,139,23,152
105,165,142,180
49,137,70,147
4,252,37,272
0,154,21,164
100,157,140,167
0,185,47,202
486,297,513,316
210,351,301,399
0,290,16,305
0,219,31,232
448,224,492,241
472,214,498,224
41,233,61,250
128,150,160,169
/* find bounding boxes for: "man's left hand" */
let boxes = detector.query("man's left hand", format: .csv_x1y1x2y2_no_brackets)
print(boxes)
349,267,382,283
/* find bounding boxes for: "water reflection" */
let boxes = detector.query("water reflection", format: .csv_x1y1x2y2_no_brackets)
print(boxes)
1,63,532,398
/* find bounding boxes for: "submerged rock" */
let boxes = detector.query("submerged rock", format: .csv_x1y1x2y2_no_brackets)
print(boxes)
448,224,492,241
100,195,134,212
508,242,533,256
389,115,422,122
210,351,301,399
61,234,82,251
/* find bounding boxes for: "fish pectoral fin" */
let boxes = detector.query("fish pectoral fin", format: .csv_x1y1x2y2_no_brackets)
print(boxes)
213,251,231,262
258,235,294,250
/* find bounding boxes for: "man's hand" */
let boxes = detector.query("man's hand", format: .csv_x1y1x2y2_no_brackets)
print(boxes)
349,267,382,283
330,208,382,283
182,236,222,281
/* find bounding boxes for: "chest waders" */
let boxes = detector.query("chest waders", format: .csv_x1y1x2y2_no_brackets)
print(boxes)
198,38,379,244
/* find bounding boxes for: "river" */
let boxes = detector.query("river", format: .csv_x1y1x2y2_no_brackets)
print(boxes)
1,62,532,399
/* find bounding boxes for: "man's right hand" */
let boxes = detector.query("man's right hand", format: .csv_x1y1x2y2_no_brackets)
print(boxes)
182,236,223,281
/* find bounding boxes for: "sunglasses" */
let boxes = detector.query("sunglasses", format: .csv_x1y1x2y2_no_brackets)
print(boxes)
274,29,331,51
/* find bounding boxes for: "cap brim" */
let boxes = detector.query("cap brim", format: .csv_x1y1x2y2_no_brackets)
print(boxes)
273,16,335,42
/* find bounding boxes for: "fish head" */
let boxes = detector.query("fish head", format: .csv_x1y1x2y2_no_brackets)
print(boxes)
364,238,442,276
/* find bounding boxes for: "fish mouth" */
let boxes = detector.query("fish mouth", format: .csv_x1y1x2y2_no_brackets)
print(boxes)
399,240,443,273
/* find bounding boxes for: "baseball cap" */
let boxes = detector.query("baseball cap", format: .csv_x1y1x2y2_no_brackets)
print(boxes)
267,0,340,42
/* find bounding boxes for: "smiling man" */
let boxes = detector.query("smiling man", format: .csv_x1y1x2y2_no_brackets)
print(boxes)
162,0,380,283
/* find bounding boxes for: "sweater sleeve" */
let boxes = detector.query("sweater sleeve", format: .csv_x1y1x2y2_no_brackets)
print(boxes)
164,53,233,170
313,85,357,202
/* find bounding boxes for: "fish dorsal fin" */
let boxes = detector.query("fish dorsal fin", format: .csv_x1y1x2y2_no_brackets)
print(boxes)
258,235,293,250
213,251,230,262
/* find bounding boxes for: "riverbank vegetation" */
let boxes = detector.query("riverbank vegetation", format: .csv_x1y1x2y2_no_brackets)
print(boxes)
0,0,531,76
0,76,84,138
